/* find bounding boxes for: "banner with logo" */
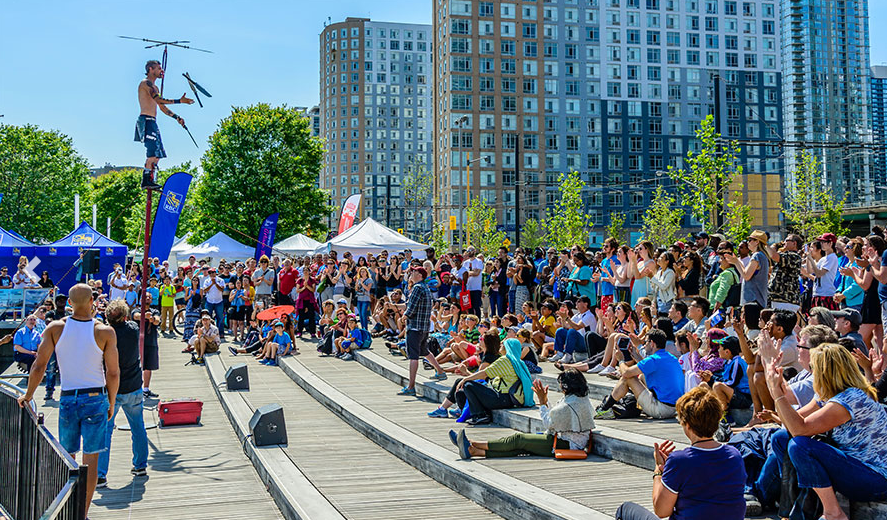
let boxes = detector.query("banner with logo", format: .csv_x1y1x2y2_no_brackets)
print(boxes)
337,193,362,235
254,212,279,261
148,172,193,261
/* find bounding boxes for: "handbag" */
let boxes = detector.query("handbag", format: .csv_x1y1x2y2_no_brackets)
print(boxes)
459,284,472,311
552,431,594,460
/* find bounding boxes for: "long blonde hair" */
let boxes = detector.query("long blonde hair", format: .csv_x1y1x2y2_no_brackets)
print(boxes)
811,343,877,401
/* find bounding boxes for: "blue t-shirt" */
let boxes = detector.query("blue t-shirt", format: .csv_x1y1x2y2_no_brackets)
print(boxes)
637,349,684,406
720,356,750,395
660,445,747,520
600,255,620,296
273,332,291,346
823,387,887,479
146,286,160,305
879,250,887,303
570,265,596,301
348,328,365,345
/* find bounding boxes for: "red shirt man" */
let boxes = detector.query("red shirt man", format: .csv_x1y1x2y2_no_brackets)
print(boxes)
278,259,299,297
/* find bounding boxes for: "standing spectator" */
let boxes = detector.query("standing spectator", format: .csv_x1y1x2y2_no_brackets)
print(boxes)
727,230,770,308
12,258,36,288
201,268,226,339
844,234,886,351
277,259,298,306
228,278,247,341
0,266,12,288
459,247,485,318
354,266,373,330
97,300,149,488
767,234,803,312
651,252,677,314
803,233,840,310
397,266,447,396
182,274,202,345
17,284,120,519
599,238,620,308
108,266,127,301
159,275,176,335
295,271,319,337
628,242,656,305
318,257,338,304
134,308,160,398
252,255,275,309
513,254,533,314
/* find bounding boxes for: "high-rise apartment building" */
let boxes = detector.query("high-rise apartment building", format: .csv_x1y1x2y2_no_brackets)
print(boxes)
781,0,873,205
872,65,887,194
434,0,785,243
318,18,434,236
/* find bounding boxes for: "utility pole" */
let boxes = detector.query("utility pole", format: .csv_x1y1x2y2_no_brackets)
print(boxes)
386,174,391,227
515,134,521,248
713,74,724,230
465,149,471,246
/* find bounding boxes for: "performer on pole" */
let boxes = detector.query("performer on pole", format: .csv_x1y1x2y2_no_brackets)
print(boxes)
135,60,193,190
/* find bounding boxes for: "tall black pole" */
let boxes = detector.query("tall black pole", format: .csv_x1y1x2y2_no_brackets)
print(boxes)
515,134,521,248
386,174,391,226
713,74,724,229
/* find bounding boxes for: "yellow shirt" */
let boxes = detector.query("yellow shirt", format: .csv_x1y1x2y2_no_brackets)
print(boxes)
484,357,523,405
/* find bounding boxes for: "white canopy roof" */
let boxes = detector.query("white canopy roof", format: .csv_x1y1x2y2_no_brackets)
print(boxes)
175,232,254,262
314,218,427,258
274,233,322,256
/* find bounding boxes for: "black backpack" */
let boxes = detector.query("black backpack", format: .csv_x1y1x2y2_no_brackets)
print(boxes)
724,267,742,309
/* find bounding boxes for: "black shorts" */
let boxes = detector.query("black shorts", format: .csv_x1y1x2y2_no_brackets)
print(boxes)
405,330,430,360
175,298,185,306
728,390,753,410
135,115,167,159
142,342,159,371
228,306,245,321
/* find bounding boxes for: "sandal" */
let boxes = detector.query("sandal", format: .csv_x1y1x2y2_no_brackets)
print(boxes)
554,361,565,372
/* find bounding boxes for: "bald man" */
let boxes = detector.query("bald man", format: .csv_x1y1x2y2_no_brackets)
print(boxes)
19,284,119,518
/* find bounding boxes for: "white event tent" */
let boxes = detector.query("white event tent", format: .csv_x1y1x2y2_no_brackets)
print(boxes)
314,218,427,258
274,233,322,256
175,232,254,263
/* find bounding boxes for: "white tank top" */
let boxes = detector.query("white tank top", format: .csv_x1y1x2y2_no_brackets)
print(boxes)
56,317,106,391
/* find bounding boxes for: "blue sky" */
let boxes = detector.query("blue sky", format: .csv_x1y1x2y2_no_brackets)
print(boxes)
1,1,886,168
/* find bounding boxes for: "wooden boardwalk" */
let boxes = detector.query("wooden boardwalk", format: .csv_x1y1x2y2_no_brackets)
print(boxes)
288,341,658,517
214,350,503,520
23,337,283,520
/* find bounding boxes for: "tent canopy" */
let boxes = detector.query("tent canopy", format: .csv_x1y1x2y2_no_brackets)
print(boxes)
0,226,37,263
314,218,427,258
274,233,322,256
38,222,128,294
175,232,254,263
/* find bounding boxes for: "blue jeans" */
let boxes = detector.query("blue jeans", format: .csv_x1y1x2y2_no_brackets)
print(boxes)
356,300,370,330
98,388,149,478
615,502,658,520
205,300,225,334
488,290,501,318
788,435,887,502
752,427,790,507
45,353,59,392
554,328,585,355
508,289,516,313
59,391,109,455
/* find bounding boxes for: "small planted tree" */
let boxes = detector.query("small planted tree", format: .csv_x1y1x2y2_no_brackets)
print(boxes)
465,198,507,257
640,186,685,248
545,171,589,249
782,150,849,240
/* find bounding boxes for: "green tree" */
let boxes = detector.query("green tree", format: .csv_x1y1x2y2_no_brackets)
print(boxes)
640,186,685,248
606,212,626,244
429,221,450,254
782,150,849,240
190,104,329,244
0,124,91,241
520,218,547,250
403,159,433,240
723,194,752,244
544,171,589,249
667,115,743,234
465,198,507,257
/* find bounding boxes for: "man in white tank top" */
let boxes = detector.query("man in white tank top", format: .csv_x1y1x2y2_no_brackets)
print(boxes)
18,283,119,518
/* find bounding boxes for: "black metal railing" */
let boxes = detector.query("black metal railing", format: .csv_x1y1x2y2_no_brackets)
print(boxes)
0,380,86,520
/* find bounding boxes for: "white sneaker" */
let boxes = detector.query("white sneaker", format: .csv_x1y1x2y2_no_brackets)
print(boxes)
599,366,617,376
561,354,573,364
549,352,564,362
588,364,606,374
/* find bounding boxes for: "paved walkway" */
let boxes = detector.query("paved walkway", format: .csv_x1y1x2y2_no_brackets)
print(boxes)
26,337,283,520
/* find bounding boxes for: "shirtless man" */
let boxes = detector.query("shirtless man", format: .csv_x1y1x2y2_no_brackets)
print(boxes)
135,59,193,190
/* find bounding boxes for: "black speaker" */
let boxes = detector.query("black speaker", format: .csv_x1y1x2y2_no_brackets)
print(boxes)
225,363,249,391
82,249,100,274
249,404,287,446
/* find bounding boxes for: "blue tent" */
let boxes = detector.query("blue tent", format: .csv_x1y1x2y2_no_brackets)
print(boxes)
0,226,37,271
38,222,128,294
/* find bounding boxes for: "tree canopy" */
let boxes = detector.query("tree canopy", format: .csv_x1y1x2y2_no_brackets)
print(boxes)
190,103,329,243
0,124,91,241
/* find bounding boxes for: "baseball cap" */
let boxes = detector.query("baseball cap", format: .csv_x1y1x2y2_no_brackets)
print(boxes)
817,232,838,244
208,267,217,273
336,298,348,305
831,308,862,327
410,266,428,279
694,232,710,240
508,326,521,334
273,320,284,327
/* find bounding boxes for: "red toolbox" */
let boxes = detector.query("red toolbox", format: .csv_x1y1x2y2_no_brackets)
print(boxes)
158,399,203,427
